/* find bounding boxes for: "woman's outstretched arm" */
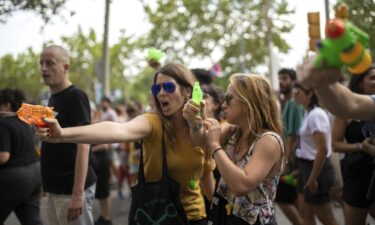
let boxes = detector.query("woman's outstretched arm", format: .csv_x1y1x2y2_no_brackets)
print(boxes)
36,114,151,144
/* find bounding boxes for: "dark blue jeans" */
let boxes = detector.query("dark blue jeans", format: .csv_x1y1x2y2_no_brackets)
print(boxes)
0,161,42,225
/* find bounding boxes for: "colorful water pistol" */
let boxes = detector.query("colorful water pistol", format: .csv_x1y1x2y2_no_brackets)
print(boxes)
314,18,372,75
281,175,297,187
17,103,55,127
147,48,165,62
188,179,198,190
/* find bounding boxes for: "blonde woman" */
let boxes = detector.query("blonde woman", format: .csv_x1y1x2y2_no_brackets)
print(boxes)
184,74,285,225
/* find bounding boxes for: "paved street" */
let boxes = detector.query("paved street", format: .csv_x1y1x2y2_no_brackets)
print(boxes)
5,186,374,225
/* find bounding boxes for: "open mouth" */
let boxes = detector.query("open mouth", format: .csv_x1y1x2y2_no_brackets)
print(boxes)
159,100,170,109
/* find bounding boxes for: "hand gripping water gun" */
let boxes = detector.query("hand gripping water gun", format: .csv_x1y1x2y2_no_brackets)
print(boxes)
192,82,203,105
281,175,297,187
17,103,55,127
314,18,372,75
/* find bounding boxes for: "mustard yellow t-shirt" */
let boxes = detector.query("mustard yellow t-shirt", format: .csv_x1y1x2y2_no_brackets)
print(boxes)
142,113,215,220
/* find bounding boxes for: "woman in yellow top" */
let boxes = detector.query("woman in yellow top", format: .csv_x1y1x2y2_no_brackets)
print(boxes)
37,63,215,224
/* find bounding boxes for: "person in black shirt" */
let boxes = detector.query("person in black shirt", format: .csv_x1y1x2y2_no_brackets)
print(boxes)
40,45,96,225
0,88,42,225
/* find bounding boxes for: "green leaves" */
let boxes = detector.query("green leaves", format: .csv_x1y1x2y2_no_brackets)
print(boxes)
0,48,45,102
0,28,149,104
140,0,294,75
340,0,375,59
0,0,71,24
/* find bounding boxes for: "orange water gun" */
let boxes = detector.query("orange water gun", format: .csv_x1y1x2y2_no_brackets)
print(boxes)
17,103,55,127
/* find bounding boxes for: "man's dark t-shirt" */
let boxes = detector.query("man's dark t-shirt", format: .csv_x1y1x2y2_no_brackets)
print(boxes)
0,116,38,170
41,85,96,194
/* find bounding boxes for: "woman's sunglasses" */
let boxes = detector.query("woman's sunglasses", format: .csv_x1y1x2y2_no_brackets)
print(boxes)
151,82,176,96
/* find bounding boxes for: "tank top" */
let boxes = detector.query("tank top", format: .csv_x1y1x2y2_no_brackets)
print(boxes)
216,131,285,225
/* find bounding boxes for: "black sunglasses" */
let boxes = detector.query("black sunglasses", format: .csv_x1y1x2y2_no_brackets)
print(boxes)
151,82,176,96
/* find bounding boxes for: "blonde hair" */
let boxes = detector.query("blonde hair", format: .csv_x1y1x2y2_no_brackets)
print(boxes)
153,63,195,144
229,74,283,159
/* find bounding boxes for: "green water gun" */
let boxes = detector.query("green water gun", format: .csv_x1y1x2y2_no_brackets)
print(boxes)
147,48,165,61
314,18,372,75
192,82,203,105
281,175,297,187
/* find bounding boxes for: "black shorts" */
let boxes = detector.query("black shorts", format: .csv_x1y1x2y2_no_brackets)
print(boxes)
275,181,298,204
341,152,374,208
367,172,375,201
92,151,110,199
297,157,334,205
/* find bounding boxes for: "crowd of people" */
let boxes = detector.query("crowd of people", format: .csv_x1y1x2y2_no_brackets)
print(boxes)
0,44,374,225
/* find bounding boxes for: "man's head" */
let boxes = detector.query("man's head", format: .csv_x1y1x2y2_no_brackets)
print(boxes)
278,68,296,95
40,45,71,93
100,96,111,111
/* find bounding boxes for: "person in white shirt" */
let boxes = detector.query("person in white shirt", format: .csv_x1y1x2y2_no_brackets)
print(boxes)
293,83,339,225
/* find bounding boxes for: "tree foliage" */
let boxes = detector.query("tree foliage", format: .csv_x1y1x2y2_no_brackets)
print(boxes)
0,48,44,102
1,0,295,105
340,0,375,59
141,0,294,75
0,27,151,104
0,0,71,23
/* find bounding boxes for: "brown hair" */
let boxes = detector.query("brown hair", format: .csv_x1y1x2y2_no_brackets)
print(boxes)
230,74,283,159
153,63,196,144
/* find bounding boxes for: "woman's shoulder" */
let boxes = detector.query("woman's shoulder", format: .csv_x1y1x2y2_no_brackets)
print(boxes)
143,112,161,124
141,113,162,143
309,107,329,120
258,131,283,148
252,132,283,161
311,106,327,114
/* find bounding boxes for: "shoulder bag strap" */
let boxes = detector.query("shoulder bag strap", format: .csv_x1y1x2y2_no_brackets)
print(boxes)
137,140,146,184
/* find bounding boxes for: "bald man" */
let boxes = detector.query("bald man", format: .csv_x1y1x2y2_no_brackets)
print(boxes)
40,45,97,225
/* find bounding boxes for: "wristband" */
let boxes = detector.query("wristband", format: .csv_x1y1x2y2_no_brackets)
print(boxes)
211,147,223,158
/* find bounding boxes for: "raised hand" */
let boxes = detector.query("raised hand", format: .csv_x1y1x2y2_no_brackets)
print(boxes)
183,99,205,130
297,56,342,90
